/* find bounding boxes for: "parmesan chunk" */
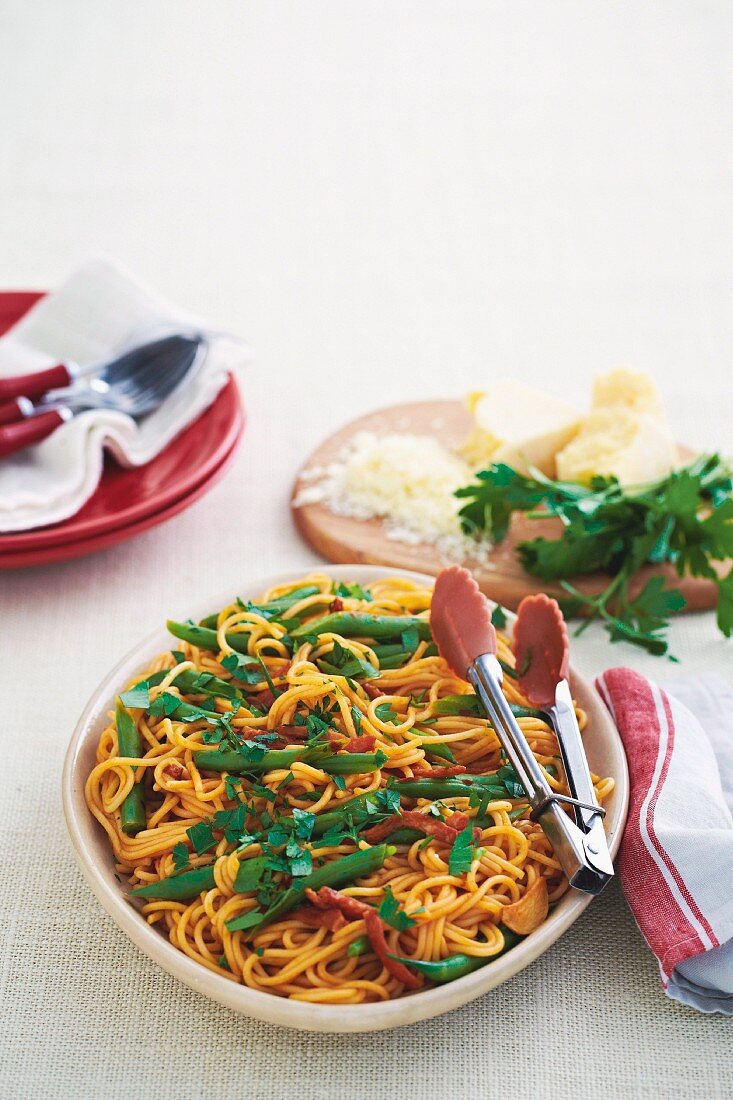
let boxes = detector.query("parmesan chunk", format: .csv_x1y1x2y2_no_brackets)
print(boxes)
555,369,678,485
460,381,581,477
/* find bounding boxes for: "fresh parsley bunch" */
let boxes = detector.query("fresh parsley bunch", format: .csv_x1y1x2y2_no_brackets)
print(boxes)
455,454,733,656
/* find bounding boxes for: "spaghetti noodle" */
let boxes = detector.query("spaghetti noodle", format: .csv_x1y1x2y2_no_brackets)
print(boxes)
85,573,614,1003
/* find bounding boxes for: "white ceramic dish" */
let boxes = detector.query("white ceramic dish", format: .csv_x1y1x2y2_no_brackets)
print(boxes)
62,566,629,1032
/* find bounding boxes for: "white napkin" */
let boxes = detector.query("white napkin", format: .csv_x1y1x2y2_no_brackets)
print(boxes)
0,258,245,532
597,668,733,1015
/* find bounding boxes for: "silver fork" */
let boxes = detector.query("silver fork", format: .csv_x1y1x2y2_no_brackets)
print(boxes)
0,333,207,458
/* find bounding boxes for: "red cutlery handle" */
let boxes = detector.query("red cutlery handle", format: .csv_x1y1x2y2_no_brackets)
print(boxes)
0,397,33,425
0,409,67,458
0,362,72,403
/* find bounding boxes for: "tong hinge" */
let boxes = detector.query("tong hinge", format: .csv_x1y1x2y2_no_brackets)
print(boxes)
530,792,607,824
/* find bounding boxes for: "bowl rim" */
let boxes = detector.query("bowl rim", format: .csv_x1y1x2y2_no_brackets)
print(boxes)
62,565,629,1032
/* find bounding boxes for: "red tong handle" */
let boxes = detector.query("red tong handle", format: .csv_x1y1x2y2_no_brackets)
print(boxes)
0,410,66,458
0,362,72,403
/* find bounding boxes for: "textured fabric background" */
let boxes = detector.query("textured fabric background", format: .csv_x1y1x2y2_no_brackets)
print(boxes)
1,2,732,1097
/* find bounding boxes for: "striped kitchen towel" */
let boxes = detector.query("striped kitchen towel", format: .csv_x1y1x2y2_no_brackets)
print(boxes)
596,668,733,1014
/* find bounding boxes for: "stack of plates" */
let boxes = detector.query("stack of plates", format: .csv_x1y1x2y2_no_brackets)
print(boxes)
0,293,245,569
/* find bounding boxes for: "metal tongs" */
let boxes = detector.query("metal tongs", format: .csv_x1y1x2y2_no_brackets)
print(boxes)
431,568,614,896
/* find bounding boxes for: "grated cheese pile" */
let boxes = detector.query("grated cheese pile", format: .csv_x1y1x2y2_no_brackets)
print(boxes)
294,430,492,562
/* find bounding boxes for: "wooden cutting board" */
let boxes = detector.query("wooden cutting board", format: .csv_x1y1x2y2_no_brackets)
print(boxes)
291,399,721,613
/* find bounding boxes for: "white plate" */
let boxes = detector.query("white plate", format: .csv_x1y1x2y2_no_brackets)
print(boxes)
62,566,629,1032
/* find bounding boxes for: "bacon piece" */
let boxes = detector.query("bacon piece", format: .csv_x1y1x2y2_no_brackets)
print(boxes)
164,762,189,780
362,810,468,845
328,731,344,752
306,887,421,990
363,683,383,701
329,597,344,612
289,904,347,931
348,735,376,753
275,724,308,742
306,886,369,922
410,763,467,778
363,909,422,989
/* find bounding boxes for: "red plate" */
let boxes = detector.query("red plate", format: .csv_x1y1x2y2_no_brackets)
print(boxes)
0,292,244,554
0,430,241,568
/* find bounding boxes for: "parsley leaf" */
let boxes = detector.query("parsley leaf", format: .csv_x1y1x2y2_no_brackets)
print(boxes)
221,651,265,685
317,639,378,680
375,702,399,724
120,681,150,709
186,820,217,856
285,839,313,877
455,454,733,656
448,825,477,876
378,885,415,930
233,856,268,893
333,581,369,600
491,605,507,629
226,909,264,932
172,842,190,871
292,808,316,840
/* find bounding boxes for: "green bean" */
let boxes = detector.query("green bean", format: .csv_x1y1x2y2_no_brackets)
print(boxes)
381,827,424,845
346,934,370,957
431,694,543,721
226,843,395,933
130,865,216,900
321,752,388,776
175,669,243,702
387,926,522,982
167,620,252,655
196,747,303,773
377,652,411,669
291,613,432,641
116,701,146,836
372,642,437,668
395,776,509,800
195,747,387,777
199,585,321,629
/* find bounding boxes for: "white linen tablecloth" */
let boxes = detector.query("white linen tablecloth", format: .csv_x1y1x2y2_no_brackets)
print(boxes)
1,2,732,1098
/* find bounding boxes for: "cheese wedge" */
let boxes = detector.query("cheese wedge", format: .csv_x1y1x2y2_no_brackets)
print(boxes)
555,369,678,485
592,368,664,416
460,381,582,477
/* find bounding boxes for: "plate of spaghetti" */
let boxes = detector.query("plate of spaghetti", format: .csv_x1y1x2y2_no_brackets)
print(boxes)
63,566,628,1031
